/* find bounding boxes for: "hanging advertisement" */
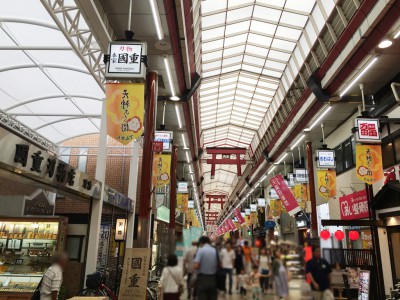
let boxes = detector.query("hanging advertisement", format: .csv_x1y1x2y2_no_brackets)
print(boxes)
361,230,372,249
176,193,188,213
354,118,381,143
356,144,384,184
152,154,171,188
250,204,257,212
245,208,251,215
188,200,194,209
287,173,295,187
233,208,246,225
317,170,337,199
245,215,251,226
154,131,173,152
177,181,188,194
227,219,236,231
270,200,282,217
118,248,150,300
250,212,258,225
294,168,309,183
293,184,307,209
270,174,301,216
269,187,279,199
257,198,266,207
316,149,336,168
106,83,144,145
339,190,369,220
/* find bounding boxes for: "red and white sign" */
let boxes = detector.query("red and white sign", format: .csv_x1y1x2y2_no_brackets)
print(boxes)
339,190,369,220
234,208,245,225
270,174,301,216
226,219,236,231
355,118,380,143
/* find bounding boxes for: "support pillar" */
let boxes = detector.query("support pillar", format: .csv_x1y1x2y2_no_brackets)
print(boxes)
138,71,158,248
305,141,318,237
169,145,178,252
85,98,107,278
126,140,140,248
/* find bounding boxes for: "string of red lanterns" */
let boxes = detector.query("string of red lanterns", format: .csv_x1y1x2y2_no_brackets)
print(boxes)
319,229,360,241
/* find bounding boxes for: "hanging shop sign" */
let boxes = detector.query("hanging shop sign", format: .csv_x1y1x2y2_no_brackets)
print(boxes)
361,230,372,249
226,219,236,231
157,205,170,223
154,131,173,153
257,198,266,207
250,212,258,225
106,83,144,145
0,129,102,200
23,192,54,216
270,200,282,217
354,118,381,143
264,220,276,229
269,187,279,199
339,190,369,220
316,149,336,168
104,186,134,212
358,270,371,300
250,204,257,212
106,42,147,79
317,170,337,199
233,208,246,225
287,173,295,187
270,174,301,216
294,168,309,183
177,181,188,193
153,141,163,153
115,219,127,241
245,208,251,215
188,200,194,209
176,193,188,213
152,154,171,188
296,212,309,229
355,144,384,184
293,184,307,209
118,248,150,300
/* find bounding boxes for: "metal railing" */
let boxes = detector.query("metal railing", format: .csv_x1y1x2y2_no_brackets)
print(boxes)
323,248,373,268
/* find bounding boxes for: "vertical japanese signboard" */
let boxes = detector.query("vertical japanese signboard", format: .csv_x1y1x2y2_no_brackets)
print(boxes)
152,154,171,188
270,174,301,216
176,193,188,213
119,248,150,300
293,184,307,209
317,170,337,199
233,208,245,225
316,149,336,168
354,118,381,143
269,200,282,217
106,83,144,145
339,190,369,220
355,144,384,184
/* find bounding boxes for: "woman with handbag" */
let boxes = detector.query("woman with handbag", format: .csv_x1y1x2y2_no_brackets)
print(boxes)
160,254,184,300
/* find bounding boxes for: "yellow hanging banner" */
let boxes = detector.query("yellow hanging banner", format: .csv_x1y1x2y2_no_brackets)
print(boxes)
356,144,384,184
106,83,144,145
317,170,337,199
177,194,188,213
293,184,308,209
250,212,258,225
270,200,282,217
152,154,171,188
186,209,194,224
245,215,251,227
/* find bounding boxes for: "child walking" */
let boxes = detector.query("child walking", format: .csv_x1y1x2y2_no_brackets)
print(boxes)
249,265,269,300
237,268,248,298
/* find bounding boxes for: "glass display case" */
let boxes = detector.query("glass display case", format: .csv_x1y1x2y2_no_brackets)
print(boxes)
0,217,68,300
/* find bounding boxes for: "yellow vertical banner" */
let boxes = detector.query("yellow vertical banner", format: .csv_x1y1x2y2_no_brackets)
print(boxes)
293,184,307,209
186,209,194,224
106,83,144,145
250,212,258,225
245,215,251,227
356,144,384,184
176,194,188,213
270,200,282,217
317,170,337,199
152,154,171,188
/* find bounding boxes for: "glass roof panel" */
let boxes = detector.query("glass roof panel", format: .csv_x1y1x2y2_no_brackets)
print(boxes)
247,33,273,47
275,26,302,40
226,6,254,22
224,33,248,47
225,20,251,35
223,45,246,57
250,20,277,35
203,27,226,41
202,13,227,28
253,6,282,22
281,12,309,27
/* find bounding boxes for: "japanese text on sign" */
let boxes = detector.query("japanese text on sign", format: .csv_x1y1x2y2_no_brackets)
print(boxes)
295,169,309,183
355,118,381,143
339,190,369,220
316,150,336,168
107,43,146,79
270,174,301,216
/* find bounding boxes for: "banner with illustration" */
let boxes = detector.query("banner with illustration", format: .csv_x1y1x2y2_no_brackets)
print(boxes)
176,193,188,213
152,154,171,188
317,170,337,199
106,83,144,145
233,208,246,224
293,184,307,209
270,199,282,217
119,248,150,300
270,174,301,216
250,212,258,225
356,144,384,184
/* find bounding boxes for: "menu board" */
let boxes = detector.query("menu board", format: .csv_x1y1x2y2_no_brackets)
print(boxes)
358,270,370,300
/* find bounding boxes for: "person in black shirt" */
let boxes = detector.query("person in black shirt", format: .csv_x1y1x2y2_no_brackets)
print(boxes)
305,246,332,300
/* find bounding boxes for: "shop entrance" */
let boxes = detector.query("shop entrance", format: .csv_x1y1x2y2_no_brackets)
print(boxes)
388,226,400,284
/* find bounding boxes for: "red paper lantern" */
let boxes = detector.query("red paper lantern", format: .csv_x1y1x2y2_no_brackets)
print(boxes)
320,230,331,240
349,230,360,241
334,230,345,241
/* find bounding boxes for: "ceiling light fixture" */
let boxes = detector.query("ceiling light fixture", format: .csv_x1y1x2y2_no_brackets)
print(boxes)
163,55,176,97
307,106,332,130
267,166,276,174
148,0,164,40
175,104,182,129
275,153,287,164
185,151,191,163
181,133,188,149
259,175,267,182
378,39,393,48
290,134,305,150
170,96,180,101
340,57,378,97
189,164,193,174
395,30,400,39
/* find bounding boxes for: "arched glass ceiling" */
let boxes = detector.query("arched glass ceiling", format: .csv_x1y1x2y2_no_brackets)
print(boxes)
0,0,104,144
198,0,337,197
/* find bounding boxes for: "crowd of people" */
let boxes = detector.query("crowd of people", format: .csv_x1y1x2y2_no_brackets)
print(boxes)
159,237,333,300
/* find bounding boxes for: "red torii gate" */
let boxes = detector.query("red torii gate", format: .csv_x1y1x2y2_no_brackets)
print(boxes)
206,147,247,179
205,194,226,209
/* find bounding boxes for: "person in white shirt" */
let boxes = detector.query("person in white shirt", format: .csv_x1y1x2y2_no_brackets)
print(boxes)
220,241,236,295
183,241,197,299
40,252,68,300
257,248,272,295
160,254,183,300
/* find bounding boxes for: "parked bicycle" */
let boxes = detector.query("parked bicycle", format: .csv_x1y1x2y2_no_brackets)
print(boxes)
77,269,117,300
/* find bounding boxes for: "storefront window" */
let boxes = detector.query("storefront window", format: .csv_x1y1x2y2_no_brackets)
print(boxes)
335,137,356,175
382,142,396,169
343,138,353,169
335,144,344,173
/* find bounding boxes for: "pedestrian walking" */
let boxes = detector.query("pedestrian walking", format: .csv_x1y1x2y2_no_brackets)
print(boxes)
235,246,245,291
271,250,289,300
193,236,219,300
242,241,253,273
305,246,332,300
160,254,184,300
220,241,236,294
237,268,248,298
257,247,272,295
39,252,68,300
183,241,198,299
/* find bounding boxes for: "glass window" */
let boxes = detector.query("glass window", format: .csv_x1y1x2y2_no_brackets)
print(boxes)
78,148,88,172
382,142,396,169
343,138,353,170
335,144,343,174
59,147,71,164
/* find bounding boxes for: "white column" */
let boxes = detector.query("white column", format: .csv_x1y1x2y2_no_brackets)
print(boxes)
85,99,107,278
126,140,140,248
